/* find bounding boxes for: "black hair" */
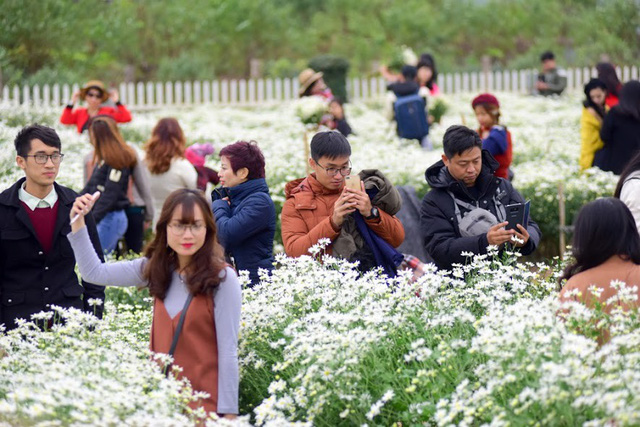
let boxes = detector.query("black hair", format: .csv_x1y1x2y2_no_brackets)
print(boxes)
559,198,640,284
596,62,621,98
417,53,438,90
615,149,640,198
310,131,351,161
14,124,61,157
330,96,344,106
540,51,555,62
583,78,608,120
401,65,417,81
442,125,482,159
616,80,640,122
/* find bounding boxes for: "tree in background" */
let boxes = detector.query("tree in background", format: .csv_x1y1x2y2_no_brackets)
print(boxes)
0,0,638,86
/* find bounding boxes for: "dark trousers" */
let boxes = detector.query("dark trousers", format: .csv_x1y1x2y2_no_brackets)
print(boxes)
123,206,145,253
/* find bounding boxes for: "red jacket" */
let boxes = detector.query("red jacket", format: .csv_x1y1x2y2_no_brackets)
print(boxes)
60,104,132,133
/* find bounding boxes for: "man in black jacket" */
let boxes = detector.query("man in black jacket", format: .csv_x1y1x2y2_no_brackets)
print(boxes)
0,125,105,331
420,125,541,270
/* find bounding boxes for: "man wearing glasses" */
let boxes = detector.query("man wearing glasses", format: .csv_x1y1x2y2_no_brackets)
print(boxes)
281,131,404,260
0,125,105,331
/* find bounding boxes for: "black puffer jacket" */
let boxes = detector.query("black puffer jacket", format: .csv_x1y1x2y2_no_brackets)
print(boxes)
420,150,541,270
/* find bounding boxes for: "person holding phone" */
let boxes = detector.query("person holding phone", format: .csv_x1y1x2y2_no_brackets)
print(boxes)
211,141,275,287
420,125,541,270
66,188,241,418
281,131,405,270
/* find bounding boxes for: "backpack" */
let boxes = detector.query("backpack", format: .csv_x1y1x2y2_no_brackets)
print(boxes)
394,94,429,141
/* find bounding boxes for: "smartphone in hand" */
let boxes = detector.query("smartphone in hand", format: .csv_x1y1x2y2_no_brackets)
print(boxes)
344,175,361,191
505,200,530,231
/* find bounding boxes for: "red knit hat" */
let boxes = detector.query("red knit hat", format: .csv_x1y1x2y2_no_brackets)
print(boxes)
472,93,500,109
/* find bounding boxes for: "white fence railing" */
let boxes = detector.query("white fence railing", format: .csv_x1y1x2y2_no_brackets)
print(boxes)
1,66,638,108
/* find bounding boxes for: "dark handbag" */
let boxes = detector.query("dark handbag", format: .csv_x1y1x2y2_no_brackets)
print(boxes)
164,293,194,377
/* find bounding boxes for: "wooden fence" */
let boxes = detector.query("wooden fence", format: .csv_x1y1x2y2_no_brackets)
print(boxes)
1,65,638,108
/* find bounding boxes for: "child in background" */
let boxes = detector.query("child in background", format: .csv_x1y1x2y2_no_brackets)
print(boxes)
328,98,352,137
185,143,220,192
472,93,513,180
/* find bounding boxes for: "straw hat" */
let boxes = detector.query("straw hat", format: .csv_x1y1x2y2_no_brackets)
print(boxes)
298,68,324,96
79,80,110,102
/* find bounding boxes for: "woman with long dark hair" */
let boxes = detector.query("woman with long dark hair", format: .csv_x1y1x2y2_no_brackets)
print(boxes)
144,118,197,227
67,189,240,418
614,150,640,232
417,53,440,96
559,198,640,312
596,62,623,107
579,78,608,170
594,80,640,175
83,116,137,253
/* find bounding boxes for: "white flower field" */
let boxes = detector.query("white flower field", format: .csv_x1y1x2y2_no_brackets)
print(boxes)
1,94,637,426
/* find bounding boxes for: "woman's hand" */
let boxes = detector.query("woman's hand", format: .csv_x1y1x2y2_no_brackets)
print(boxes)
70,191,101,232
71,90,81,105
109,89,120,103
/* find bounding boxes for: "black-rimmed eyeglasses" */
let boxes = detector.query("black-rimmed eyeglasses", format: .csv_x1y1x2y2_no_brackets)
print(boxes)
22,154,65,165
315,161,352,177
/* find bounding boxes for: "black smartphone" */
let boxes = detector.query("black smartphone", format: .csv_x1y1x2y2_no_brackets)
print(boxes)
505,200,530,231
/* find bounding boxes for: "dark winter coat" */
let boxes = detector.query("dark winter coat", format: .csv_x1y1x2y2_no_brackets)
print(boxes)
0,179,105,331
82,162,133,223
595,107,640,175
211,178,275,286
420,150,541,270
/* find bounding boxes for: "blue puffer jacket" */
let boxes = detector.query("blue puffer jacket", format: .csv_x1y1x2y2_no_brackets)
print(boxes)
211,178,275,286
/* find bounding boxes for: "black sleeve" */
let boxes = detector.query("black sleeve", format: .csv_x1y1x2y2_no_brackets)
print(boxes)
600,109,615,144
81,211,106,318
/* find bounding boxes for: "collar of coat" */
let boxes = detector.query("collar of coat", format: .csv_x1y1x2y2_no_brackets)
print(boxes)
0,177,76,208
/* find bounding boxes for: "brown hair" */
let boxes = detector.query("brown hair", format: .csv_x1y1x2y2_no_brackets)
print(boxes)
89,116,137,170
474,103,501,125
143,189,226,300
144,118,186,174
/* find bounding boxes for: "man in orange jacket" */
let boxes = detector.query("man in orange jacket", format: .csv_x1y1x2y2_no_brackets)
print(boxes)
281,131,404,261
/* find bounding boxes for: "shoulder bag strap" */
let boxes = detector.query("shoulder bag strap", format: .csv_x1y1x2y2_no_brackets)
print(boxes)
165,293,194,377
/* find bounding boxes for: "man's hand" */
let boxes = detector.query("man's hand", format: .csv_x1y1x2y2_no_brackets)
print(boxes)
536,81,549,90
512,224,530,247
345,182,372,217
486,221,515,246
331,190,357,228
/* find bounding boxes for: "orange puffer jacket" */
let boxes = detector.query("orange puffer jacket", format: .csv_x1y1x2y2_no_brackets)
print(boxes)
281,173,405,257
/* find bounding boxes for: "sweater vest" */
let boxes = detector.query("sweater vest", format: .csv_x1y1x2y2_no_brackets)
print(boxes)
20,200,59,253
150,294,218,414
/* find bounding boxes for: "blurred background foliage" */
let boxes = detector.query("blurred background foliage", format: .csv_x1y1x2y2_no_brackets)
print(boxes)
0,0,638,86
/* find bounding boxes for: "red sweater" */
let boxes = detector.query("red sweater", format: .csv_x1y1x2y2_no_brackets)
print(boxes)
20,201,59,253
60,104,132,133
